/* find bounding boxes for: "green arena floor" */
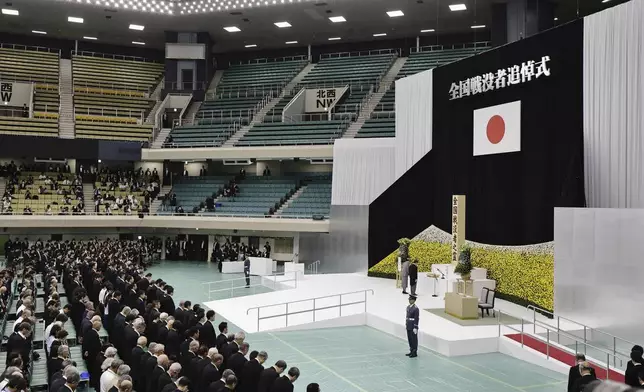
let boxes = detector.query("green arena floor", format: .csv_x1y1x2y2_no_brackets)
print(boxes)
147,260,568,392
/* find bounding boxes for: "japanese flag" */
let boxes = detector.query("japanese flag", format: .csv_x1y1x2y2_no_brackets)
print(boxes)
473,100,521,156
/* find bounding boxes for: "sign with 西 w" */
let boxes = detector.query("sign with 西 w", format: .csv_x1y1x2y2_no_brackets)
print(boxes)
304,86,348,113
0,81,33,107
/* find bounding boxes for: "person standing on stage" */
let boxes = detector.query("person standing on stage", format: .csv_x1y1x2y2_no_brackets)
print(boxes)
401,258,410,294
405,295,419,358
244,256,251,288
409,259,418,296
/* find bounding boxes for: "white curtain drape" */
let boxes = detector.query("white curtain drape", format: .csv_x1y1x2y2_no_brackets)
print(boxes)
331,138,396,205
583,0,644,207
395,68,433,180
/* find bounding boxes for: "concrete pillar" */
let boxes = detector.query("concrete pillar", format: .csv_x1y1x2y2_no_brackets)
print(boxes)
416,36,420,52
207,235,215,263
293,233,300,263
161,239,166,260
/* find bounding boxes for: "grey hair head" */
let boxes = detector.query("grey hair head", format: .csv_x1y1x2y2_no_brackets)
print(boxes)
222,369,235,378
583,380,633,392
117,364,130,376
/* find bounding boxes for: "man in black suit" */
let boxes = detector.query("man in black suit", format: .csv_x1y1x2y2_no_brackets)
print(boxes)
180,340,199,379
409,258,418,296
143,343,164,392
240,350,267,392
174,301,186,327
137,273,152,293
130,336,147,392
223,332,245,363
207,368,233,392
257,360,287,392
61,367,81,392
122,317,141,364
199,349,223,392
160,286,176,316
159,362,180,392
149,354,171,392
228,342,250,383
6,322,32,367
50,361,76,392
82,319,102,386
48,345,67,382
133,290,146,315
162,376,190,392
571,361,596,392
165,320,183,360
190,345,209,386
137,342,154,392
270,367,299,392
215,322,228,352
199,310,217,348
180,327,200,360
106,291,122,332
567,354,596,392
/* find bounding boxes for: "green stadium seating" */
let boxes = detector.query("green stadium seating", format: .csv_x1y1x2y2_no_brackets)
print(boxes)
75,121,152,142
281,181,331,218
236,120,348,146
0,46,59,85
72,54,163,93
356,117,395,138
205,176,297,216
157,176,232,213
397,44,491,79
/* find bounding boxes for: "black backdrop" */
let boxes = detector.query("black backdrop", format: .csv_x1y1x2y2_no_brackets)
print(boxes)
368,20,586,267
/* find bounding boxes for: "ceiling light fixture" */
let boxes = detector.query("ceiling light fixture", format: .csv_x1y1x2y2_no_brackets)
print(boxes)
328,37,341,41
32,30,47,35
386,10,404,17
471,24,486,29
554,17,558,21
449,3,467,11
68,16,84,23
1,8,19,15
601,0,610,3
245,44,257,48
285,40,298,44
83,36,97,40
274,21,291,28
420,29,435,32
132,41,145,45
328,16,346,23
223,26,241,32
129,24,145,30
373,33,387,37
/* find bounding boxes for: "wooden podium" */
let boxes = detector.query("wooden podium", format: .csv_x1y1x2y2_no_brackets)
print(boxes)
445,292,479,320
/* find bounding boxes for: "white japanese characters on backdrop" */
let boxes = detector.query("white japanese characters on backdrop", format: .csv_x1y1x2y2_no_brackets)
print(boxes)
448,55,551,100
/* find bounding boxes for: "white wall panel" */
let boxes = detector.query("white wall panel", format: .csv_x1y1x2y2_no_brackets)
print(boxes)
583,0,644,207
395,69,433,180
331,138,395,206
165,43,206,60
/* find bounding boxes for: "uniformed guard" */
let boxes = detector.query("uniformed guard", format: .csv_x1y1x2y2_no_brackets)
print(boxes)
244,256,251,288
405,294,419,358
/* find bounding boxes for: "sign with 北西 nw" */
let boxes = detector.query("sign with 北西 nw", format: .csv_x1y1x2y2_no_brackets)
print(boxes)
451,195,466,265
304,86,348,113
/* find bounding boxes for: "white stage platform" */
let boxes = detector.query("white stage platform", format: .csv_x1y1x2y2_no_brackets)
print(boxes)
205,273,580,359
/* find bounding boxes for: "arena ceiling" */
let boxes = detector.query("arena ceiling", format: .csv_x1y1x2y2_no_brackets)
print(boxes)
0,0,628,51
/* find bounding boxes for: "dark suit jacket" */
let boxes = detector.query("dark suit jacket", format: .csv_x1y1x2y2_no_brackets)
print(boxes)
143,355,160,392
50,376,67,392
130,346,144,381
165,329,182,359
269,376,293,392
567,365,597,392
228,352,248,380
208,380,226,392
625,362,642,387
240,359,264,392
160,294,176,316
158,370,174,392
257,367,280,392
158,325,169,345
148,365,166,392
223,341,239,360
48,357,64,381
56,383,74,392
82,328,101,363
138,351,152,391
571,374,597,392
200,322,216,348
215,333,228,352
180,350,196,378
123,325,139,362
161,383,179,392
6,332,31,365
199,362,221,392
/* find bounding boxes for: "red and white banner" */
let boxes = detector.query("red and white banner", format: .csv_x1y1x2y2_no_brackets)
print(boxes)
473,100,521,156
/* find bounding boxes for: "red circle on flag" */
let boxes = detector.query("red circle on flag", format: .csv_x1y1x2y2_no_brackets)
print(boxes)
486,115,505,144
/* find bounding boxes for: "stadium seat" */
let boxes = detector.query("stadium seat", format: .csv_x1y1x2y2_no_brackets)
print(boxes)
75,121,152,142
206,176,297,216
281,181,331,218
72,55,163,92
167,58,307,147
397,44,491,79
0,47,59,85
0,116,58,137
235,120,349,146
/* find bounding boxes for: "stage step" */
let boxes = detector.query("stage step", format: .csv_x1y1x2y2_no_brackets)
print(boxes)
505,333,623,381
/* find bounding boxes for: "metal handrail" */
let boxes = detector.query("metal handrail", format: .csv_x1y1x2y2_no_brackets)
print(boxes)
202,271,297,301
527,305,639,361
0,43,61,54
229,55,308,66
320,49,398,59
246,289,374,332
72,50,161,63
498,310,626,377
410,41,492,54
307,260,320,275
